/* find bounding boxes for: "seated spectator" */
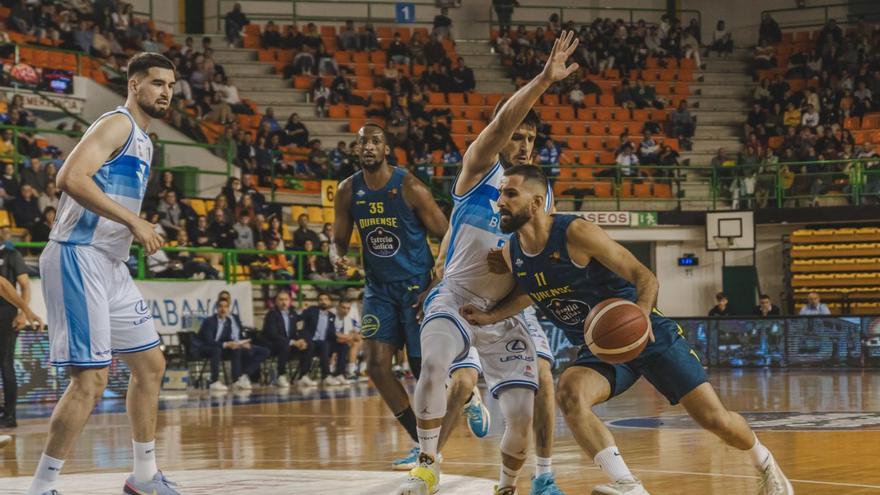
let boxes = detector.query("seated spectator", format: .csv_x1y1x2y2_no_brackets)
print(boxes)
708,292,730,316
338,20,360,51
614,143,639,178
745,103,766,137
409,31,427,65
387,33,410,65
261,290,308,387
538,138,560,176
283,113,309,148
754,39,777,70
297,292,349,386
670,100,695,149
307,139,329,178
292,213,320,250
783,102,801,127
37,182,59,213
224,2,250,47
709,20,733,57
753,79,772,108
799,292,831,315
30,206,55,243
208,207,237,249
451,58,475,93
753,294,781,317
423,33,448,66
20,157,48,193
10,184,41,232
334,298,362,379
801,104,819,128
359,23,379,52
432,7,453,40
194,298,269,390
212,74,250,114
302,239,335,284
312,79,331,117
169,230,220,280
328,140,351,178
638,130,660,164
157,190,184,241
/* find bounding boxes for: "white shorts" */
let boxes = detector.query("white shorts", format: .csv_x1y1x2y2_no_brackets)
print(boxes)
423,284,538,398
40,241,160,367
449,306,554,376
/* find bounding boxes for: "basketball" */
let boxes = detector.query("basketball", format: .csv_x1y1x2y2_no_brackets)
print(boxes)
584,298,650,364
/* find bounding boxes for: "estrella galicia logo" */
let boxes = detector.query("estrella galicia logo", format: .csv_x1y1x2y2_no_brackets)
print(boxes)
361,314,381,338
365,227,401,258
505,339,527,353
548,298,591,326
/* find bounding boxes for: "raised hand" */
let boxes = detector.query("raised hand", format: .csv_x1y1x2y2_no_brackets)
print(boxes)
540,30,580,83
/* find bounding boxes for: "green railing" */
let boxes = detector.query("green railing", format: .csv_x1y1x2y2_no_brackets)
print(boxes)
488,4,701,35
211,0,437,33
0,124,234,196
761,1,880,30
17,241,364,284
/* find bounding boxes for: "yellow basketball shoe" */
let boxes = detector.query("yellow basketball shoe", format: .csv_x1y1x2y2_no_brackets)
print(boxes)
397,453,440,495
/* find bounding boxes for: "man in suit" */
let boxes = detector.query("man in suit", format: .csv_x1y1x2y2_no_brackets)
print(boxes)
299,292,351,386
261,290,309,388
195,298,269,390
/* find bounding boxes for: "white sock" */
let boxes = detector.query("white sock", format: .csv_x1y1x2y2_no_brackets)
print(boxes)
132,440,158,482
417,426,441,459
499,463,521,488
535,456,552,476
27,454,64,495
594,446,633,483
347,362,356,374
747,435,773,470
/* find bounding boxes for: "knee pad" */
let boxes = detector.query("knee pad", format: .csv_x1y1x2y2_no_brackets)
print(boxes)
413,320,464,421
497,388,534,459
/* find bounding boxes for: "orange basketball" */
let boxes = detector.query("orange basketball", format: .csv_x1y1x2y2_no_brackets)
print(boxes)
584,298,650,364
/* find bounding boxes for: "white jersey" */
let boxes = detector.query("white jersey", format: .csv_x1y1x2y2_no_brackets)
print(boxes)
50,107,152,261
443,161,553,308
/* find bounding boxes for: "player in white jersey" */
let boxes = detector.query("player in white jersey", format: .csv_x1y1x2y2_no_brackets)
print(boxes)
27,53,179,495
398,31,581,495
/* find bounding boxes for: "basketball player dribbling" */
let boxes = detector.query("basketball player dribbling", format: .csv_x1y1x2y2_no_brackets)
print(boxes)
28,53,179,495
397,31,582,495
461,166,794,495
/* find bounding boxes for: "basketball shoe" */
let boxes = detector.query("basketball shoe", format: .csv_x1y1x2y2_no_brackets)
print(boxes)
591,477,649,494
530,473,566,495
759,458,794,495
123,471,181,495
392,447,443,471
463,386,490,438
397,454,439,495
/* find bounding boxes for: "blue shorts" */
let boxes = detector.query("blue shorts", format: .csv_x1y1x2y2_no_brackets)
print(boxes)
361,272,432,358
573,313,707,405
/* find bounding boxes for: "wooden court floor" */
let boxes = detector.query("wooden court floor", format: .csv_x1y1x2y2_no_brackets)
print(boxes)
0,369,878,494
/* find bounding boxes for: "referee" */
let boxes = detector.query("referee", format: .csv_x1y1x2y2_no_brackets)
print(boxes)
0,227,31,428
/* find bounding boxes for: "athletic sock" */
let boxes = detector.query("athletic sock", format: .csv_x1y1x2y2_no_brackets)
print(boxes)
417,426,441,459
535,456,552,476
27,454,64,495
594,446,634,483
747,435,773,471
499,463,521,488
133,440,158,482
394,406,420,443
347,363,356,375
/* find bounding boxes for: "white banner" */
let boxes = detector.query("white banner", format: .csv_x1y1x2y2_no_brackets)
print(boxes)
1,85,85,114
28,279,254,335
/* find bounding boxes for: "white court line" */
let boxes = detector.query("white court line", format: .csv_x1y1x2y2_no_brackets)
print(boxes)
604,414,880,433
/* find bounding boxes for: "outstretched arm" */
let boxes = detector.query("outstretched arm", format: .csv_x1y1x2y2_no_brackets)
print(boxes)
402,173,448,239
457,30,580,194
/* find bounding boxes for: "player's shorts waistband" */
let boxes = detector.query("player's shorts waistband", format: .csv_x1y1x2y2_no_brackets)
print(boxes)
436,280,499,312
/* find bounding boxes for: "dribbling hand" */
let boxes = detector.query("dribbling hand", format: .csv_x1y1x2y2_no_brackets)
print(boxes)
540,30,580,84
131,218,164,256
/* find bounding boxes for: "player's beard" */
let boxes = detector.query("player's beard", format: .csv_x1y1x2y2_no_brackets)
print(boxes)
499,207,531,233
361,155,384,172
139,97,169,119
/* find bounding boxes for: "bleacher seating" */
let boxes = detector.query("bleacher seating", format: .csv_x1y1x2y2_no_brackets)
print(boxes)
789,227,880,314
